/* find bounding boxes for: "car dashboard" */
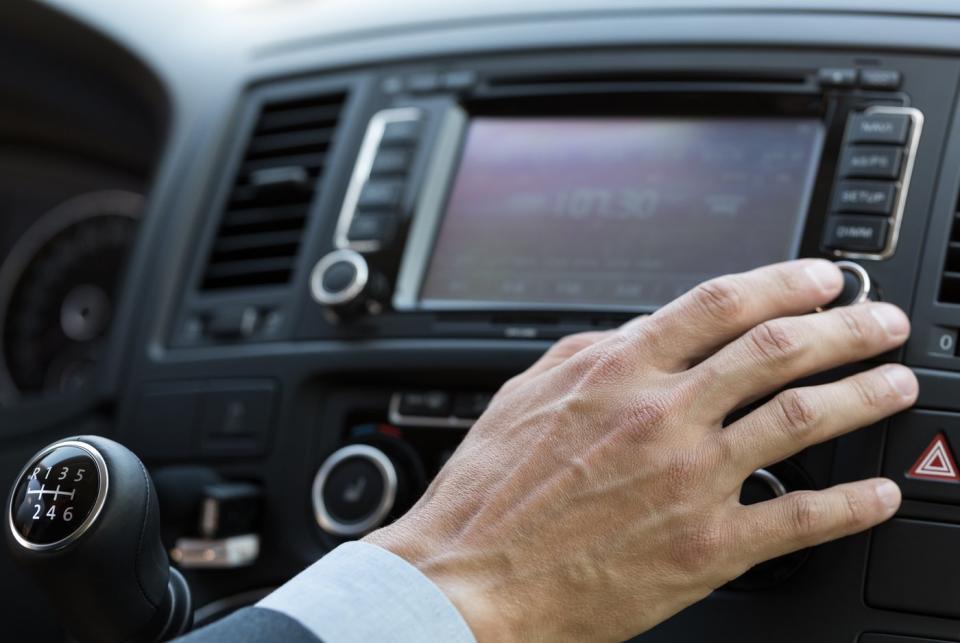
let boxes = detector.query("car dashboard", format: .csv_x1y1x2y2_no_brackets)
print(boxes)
4,1,960,642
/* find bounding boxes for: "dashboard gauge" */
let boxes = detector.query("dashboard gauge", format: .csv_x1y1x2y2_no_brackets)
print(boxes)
0,190,142,403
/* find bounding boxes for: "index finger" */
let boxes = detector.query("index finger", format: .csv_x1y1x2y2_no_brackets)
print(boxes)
622,259,844,372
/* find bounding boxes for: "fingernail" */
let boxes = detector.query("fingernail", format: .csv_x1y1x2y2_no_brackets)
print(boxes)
805,260,842,294
882,365,918,399
875,480,901,511
870,304,910,339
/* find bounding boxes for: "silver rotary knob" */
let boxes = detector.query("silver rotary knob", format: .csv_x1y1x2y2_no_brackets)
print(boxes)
312,444,398,537
309,249,370,308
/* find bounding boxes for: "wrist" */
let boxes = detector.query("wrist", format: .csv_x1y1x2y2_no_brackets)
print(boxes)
363,520,515,642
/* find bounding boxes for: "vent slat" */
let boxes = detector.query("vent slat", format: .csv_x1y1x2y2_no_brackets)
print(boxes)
201,90,346,291
938,208,960,304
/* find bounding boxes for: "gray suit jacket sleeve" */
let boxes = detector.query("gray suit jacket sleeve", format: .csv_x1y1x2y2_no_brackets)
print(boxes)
176,541,476,643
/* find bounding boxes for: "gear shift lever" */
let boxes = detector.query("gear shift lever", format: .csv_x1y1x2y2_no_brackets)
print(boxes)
5,436,192,643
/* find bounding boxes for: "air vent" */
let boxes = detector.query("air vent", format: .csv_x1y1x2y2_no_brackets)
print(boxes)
201,90,347,291
938,207,960,304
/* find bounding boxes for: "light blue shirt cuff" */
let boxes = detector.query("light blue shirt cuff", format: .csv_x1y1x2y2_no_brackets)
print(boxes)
257,540,477,643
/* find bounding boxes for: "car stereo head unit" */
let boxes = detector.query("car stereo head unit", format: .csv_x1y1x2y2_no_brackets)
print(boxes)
309,66,922,336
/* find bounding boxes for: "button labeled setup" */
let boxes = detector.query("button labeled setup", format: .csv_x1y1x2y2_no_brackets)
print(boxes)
832,181,896,215
397,391,451,417
907,433,960,482
859,68,902,90
847,112,911,145
823,216,889,253
839,146,903,179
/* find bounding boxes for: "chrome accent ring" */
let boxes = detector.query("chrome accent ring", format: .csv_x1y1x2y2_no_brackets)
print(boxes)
750,468,787,498
7,439,110,552
312,444,397,537
309,249,369,306
834,260,872,305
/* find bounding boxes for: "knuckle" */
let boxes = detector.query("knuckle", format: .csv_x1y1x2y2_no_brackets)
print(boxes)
841,489,868,526
620,394,673,444
573,338,632,385
748,319,802,364
691,277,746,323
837,307,871,346
672,518,726,571
790,492,826,534
852,376,883,409
775,389,821,439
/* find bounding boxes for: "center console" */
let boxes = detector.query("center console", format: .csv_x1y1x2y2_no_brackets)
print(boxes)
114,41,960,643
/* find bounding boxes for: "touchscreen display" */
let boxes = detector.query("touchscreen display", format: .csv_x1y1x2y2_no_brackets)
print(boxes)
418,117,824,310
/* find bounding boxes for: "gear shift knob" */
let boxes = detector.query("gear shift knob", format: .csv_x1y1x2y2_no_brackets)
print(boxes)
5,436,191,643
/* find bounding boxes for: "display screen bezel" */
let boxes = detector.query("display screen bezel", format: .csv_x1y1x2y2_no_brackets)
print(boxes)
393,104,827,315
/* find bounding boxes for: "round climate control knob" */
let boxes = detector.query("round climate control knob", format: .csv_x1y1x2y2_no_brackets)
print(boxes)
312,444,398,537
824,260,873,309
309,249,369,308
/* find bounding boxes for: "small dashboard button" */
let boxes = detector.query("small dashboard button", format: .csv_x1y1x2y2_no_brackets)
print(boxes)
381,120,421,146
824,216,889,253
831,181,897,215
839,146,903,179
370,148,412,176
452,392,494,420
847,113,911,145
347,213,397,246
398,391,451,417
818,67,858,87
860,69,902,90
357,180,404,210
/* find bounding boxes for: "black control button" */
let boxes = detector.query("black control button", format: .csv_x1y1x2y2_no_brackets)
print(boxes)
202,380,276,441
207,305,259,340
381,120,421,146
452,392,494,420
847,113,911,145
347,213,398,246
370,148,412,176
839,146,903,179
321,260,358,293
823,261,872,308
442,70,478,90
9,444,103,547
398,391,451,417
322,457,386,523
883,411,960,505
867,518,960,620
818,67,858,87
831,181,897,215
357,180,404,210
859,69,902,90
406,73,440,93
824,216,889,253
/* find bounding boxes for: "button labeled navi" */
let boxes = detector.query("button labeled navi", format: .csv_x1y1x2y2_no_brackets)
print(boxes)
847,113,911,145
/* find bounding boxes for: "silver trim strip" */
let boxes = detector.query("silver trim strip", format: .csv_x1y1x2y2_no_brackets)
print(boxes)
832,105,924,261
393,106,468,311
309,249,369,306
750,468,787,498
7,439,110,552
312,444,397,537
334,108,422,253
387,393,475,429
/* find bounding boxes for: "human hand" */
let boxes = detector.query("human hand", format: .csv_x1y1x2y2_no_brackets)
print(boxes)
365,259,917,642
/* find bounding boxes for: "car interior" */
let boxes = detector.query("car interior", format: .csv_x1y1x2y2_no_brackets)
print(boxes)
3,1,960,641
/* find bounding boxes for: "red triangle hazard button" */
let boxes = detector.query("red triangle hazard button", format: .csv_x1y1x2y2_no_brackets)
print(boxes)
907,433,960,482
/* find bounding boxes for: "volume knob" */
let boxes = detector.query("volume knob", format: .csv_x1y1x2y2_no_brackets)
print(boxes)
823,260,873,309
